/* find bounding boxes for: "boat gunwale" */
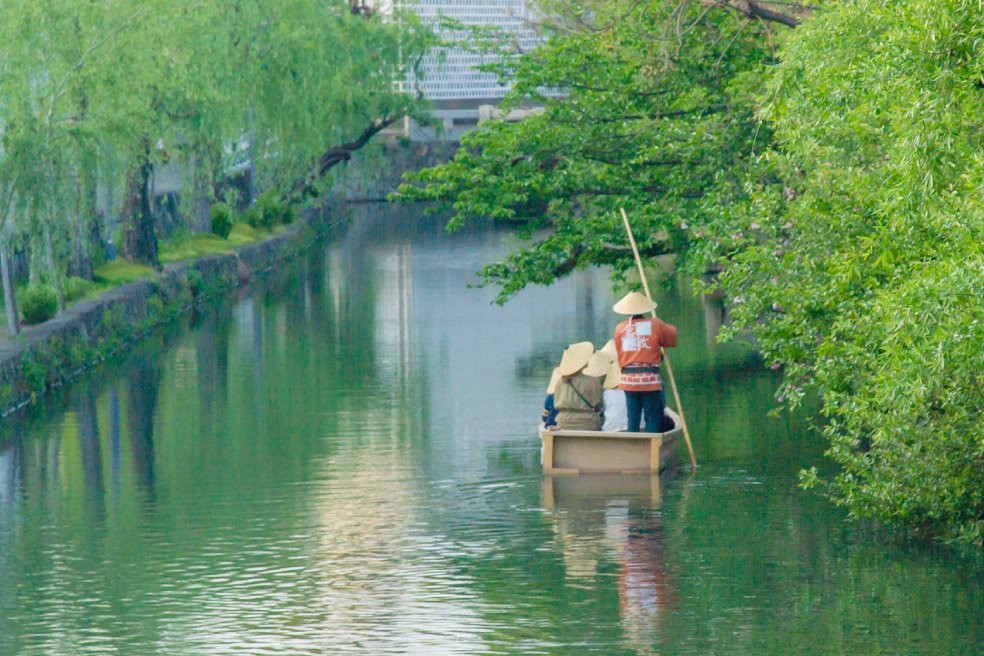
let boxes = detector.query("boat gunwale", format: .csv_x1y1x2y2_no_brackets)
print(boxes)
538,408,682,440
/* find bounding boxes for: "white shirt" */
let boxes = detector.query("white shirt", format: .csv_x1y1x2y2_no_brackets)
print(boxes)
602,388,628,432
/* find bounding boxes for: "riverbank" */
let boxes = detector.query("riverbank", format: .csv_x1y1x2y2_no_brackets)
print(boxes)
0,205,339,418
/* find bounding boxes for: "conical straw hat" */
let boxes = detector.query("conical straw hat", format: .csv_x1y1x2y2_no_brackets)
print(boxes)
599,339,617,362
559,341,594,376
603,361,621,389
583,352,610,378
613,291,656,315
546,367,562,395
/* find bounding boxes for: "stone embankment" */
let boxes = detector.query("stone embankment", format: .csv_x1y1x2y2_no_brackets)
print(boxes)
0,208,336,418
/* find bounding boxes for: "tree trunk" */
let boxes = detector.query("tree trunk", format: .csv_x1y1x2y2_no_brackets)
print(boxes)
41,212,66,312
85,165,103,271
68,170,94,280
247,129,258,206
0,235,20,336
121,141,159,267
191,153,215,234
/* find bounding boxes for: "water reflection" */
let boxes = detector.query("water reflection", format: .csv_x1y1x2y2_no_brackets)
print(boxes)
0,204,982,656
126,353,159,501
544,473,677,653
75,390,105,523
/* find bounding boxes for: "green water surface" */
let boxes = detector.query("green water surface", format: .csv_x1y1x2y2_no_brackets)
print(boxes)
0,206,982,655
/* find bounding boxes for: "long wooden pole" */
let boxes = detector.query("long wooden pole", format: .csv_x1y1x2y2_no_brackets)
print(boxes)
620,208,697,469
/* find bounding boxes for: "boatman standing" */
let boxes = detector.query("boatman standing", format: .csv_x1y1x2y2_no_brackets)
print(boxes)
612,291,678,433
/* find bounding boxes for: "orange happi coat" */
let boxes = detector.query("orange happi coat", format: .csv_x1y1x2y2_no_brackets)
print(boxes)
614,317,678,392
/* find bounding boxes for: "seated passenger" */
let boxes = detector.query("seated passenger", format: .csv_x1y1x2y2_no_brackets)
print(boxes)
542,367,561,428
553,342,604,431
599,338,618,363
601,361,628,432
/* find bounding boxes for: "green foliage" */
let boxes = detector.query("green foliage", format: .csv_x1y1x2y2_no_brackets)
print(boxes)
0,0,431,331
187,269,205,298
243,206,263,230
256,191,294,229
93,261,156,286
145,296,165,326
714,0,984,545
18,284,59,325
21,352,46,391
395,0,775,303
63,277,97,304
397,0,984,544
160,223,269,263
211,203,234,239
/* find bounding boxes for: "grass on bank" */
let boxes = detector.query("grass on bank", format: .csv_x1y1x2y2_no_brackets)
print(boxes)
0,223,283,331
159,223,283,263
3,191,298,329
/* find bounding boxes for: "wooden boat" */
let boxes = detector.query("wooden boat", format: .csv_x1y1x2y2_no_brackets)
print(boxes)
539,408,681,475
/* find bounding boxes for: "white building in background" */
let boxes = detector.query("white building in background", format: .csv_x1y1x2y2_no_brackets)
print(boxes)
396,0,543,141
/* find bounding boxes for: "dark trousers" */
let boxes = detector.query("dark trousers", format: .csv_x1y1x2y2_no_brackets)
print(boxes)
625,389,666,433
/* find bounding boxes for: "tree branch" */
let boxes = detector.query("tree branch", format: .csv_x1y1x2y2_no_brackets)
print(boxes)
46,8,147,130
291,114,400,199
707,0,801,28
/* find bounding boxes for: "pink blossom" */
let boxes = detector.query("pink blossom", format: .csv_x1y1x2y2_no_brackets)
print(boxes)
733,296,745,305
784,222,794,229
732,232,743,240
773,249,783,257
778,395,785,403
680,222,688,230
772,302,783,311
770,362,781,370
784,187,795,200
750,222,761,230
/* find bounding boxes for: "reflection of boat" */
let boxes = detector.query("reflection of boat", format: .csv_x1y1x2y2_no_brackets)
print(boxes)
539,409,680,474
543,468,678,652
542,470,675,510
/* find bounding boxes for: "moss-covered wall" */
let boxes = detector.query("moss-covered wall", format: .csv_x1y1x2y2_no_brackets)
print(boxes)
0,210,325,418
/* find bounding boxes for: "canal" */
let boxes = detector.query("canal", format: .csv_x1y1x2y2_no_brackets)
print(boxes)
1,204,982,655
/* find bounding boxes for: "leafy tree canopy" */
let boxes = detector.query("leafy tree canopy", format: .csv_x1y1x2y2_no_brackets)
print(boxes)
728,0,984,545
396,0,790,302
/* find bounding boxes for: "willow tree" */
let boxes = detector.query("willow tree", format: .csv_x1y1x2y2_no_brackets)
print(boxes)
0,0,155,310
0,0,430,333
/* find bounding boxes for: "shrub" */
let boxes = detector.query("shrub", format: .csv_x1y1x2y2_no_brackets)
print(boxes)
282,203,295,225
63,277,96,303
256,190,294,228
19,284,58,325
243,206,262,229
187,269,205,297
211,202,234,239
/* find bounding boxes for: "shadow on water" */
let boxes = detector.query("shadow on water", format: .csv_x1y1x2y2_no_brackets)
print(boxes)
0,203,983,656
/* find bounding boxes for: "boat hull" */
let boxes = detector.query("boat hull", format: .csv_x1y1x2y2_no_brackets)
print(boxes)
539,409,681,475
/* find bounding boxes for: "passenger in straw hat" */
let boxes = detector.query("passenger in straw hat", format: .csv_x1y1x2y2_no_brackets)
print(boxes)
601,361,628,432
612,291,678,433
551,342,604,431
541,367,562,428
599,339,618,363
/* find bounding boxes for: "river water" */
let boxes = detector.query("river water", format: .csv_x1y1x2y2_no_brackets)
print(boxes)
1,205,982,655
